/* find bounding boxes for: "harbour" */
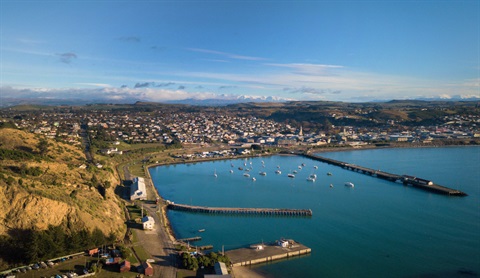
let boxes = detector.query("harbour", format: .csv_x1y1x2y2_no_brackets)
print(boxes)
151,146,480,278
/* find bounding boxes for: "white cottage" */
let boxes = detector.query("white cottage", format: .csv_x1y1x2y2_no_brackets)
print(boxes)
142,216,155,230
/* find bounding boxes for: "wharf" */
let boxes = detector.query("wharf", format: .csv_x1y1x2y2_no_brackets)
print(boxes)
303,153,467,196
167,203,313,217
226,240,311,267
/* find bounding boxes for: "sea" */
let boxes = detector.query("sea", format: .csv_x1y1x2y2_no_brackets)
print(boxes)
149,146,480,278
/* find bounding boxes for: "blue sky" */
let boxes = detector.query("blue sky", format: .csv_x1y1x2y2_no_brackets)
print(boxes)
1,0,479,103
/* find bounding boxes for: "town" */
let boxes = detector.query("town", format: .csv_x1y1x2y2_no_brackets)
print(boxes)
1,102,479,153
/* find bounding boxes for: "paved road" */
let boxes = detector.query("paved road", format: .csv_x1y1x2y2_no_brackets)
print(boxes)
124,165,177,278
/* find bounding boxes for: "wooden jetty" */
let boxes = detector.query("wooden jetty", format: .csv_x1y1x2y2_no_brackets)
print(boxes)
226,239,311,267
167,203,313,217
177,236,202,242
302,153,467,196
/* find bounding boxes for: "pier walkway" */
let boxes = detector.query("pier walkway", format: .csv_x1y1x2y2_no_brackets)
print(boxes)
303,153,467,196
167,203,313,216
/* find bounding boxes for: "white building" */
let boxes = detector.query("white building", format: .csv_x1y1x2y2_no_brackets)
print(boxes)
130,177,147,200
142,216,155,230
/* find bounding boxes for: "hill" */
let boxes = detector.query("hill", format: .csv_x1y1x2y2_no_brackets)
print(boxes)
0,128,126,238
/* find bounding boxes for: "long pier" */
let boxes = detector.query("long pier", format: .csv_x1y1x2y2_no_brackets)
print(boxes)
303,153,467,196
167,202,313,217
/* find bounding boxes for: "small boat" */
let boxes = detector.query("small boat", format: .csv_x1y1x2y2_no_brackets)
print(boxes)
238,167,243,170
229,169,234,174
245,168,250,172
259,172,267,176
327,172,332,176
301,163,306,167
287,173,295,178
214,169,217,178
309,174,317,179
198,229,205,232
330,184,333,188
252,177,256,181
293,170,298,174
277,165,280,169
345,182,355,187
306,177,316,182
298,165,302,169
243,173,250,178
275,170,282,174
313,165,318,169
231,163,234,167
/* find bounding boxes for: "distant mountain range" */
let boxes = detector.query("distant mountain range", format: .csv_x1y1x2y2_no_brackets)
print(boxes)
1,94,478,108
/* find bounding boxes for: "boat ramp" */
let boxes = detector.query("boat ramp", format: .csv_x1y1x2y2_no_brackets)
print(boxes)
302,153,467,196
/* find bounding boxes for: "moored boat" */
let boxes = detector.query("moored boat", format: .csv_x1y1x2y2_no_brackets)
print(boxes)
345,182,354,187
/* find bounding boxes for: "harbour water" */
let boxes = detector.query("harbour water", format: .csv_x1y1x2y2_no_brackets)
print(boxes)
150,146,480,277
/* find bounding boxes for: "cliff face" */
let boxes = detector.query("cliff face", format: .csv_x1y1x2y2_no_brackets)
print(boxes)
0,128,126,238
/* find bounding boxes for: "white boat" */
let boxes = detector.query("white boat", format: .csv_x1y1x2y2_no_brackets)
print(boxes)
231,163,234,167
275,170,282,174
327,172,332,176
330,184,333,188
259,171,267,176
298,165,302,169
229,169,234,174
301,163,306,167
313,165,318,169
243,173,250,178
293,170,298,174
198,229,205,232
287,173,295,178
252,177,256,181
309,174,317,179
214,169,217,178
306,177,316,182
345,182,355,187
277,165,280,169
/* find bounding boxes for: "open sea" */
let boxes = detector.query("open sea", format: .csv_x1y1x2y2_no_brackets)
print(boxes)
150,146,480,278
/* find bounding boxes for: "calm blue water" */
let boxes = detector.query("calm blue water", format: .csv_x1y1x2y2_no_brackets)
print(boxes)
150,147,480,277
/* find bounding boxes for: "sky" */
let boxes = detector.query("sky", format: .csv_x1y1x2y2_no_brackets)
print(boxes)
1,0,479,104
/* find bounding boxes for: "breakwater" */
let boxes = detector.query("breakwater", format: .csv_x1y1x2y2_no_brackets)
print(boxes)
167,202,313,216
303,153,467,196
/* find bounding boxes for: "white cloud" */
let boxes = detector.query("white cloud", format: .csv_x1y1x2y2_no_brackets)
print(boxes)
186,48,267,61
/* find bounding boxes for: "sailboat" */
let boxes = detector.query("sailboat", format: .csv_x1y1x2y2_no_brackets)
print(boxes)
214,169,217,178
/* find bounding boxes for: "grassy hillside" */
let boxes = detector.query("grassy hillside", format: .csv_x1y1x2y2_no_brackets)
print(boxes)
0,128,126,239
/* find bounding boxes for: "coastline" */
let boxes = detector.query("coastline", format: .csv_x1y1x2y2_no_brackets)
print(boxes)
142,142,478,277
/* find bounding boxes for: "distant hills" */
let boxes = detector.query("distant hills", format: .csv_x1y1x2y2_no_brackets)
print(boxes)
2,93,479,108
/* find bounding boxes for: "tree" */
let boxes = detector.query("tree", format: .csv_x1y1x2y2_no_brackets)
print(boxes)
37,138,49,156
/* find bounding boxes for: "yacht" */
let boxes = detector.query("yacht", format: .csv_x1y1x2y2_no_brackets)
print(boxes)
275,170,282,174
287,173,295,178
313,165,318,169
259,171,267,176
306,177,316,182
229,169,234,174
243,173,250,178
345,182,355,187
252,177,256,181
330,184,334,188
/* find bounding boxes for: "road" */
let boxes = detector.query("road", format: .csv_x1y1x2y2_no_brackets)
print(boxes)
124,164,177,278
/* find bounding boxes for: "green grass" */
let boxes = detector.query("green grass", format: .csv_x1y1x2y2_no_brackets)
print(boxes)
132,244,150,261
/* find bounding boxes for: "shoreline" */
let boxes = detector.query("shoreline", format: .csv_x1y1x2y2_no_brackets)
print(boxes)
142,142,478,277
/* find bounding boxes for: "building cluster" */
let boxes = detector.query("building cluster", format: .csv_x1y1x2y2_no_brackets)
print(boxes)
1,108,479,150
